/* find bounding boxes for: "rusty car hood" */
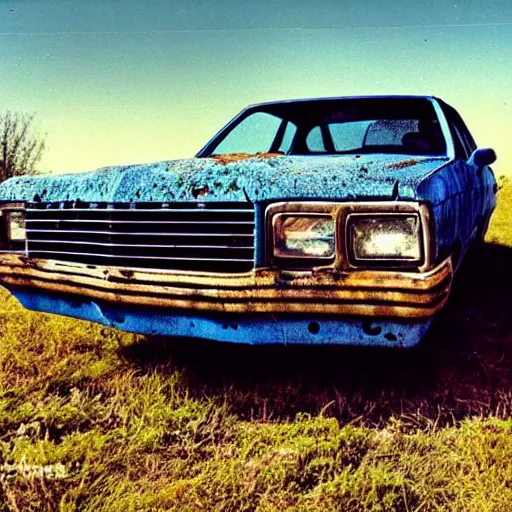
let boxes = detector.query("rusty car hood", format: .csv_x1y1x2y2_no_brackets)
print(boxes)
0,154,449,204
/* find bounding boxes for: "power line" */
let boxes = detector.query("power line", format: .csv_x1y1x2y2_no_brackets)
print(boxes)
1,21,512,36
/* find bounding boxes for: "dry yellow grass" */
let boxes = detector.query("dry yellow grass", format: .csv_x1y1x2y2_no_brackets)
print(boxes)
0,178,510,511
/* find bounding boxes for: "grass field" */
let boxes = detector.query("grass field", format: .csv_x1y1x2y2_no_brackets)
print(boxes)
1,179,511,511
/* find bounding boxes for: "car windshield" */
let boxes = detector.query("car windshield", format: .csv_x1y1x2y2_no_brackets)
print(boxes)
200,97,447,157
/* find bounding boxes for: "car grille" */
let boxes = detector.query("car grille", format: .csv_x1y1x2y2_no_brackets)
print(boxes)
25,202,255,273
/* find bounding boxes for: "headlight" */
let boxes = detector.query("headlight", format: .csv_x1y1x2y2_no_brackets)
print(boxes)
6,211,26,243
0,204,27,252
273,213,335,259
348,214,422,263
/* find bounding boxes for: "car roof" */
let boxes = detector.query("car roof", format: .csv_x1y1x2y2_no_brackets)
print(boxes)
244,95,441,110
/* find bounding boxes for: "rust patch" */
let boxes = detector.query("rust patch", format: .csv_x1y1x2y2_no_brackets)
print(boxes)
386,159,421,170
192,185,209,198
0,252,453,319
255,152,284,159
211,152,283,165
119,269,134,279
18,255,36,269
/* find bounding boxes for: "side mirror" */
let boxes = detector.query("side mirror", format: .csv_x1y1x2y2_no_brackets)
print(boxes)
468,148,497,168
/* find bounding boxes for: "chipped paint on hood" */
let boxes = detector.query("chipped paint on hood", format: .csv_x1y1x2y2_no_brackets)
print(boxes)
0,154,449,204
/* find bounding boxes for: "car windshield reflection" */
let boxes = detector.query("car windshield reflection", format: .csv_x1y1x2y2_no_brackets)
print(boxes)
200,97,448,157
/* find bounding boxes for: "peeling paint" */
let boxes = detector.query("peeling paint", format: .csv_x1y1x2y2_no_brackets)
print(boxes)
0,154,450,204
386,158,421,170
210,152,284,165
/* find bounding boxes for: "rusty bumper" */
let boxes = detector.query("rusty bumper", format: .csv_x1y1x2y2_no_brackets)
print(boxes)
0,254,453,319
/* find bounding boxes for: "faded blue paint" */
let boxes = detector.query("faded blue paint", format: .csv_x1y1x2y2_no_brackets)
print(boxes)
0,152,494,268
0,94,498,347
416,159,497,263
0,155,448,204
9,287,433,347
0,151,495,348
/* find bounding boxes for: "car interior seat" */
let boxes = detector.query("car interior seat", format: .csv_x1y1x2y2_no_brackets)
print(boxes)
401,132,432,154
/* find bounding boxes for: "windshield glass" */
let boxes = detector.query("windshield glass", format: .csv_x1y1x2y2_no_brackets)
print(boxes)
201,97,447,157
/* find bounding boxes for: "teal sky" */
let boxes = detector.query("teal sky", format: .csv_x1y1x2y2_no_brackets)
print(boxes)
1,0,511,176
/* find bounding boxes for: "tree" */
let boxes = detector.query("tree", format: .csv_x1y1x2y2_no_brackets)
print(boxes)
0,111,46,183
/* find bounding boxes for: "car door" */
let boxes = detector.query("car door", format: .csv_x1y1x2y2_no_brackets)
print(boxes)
442,105,497,252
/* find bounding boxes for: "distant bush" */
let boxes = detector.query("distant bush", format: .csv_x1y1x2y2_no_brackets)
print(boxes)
0,111,46,182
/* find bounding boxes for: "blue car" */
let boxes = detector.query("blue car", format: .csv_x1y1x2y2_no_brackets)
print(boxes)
0,96,497,347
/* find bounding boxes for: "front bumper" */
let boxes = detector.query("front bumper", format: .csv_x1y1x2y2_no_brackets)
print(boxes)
0,253,452,317
0,254,452,346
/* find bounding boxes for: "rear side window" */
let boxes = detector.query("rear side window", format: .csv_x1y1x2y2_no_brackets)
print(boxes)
278,122,297,153
448,123,469,159
306,126,325,152
443,104,477,159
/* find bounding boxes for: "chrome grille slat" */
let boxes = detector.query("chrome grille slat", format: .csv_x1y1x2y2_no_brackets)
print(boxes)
28,239,254,249
26,229,254,237
25,250,253,262
26,219,254,225
26,202,256,273
29,208,250,213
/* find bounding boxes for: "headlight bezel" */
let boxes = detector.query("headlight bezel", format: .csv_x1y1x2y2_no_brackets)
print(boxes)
266,202,342,268
0,202,27,253
345,212,424,268
266,201,432,271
